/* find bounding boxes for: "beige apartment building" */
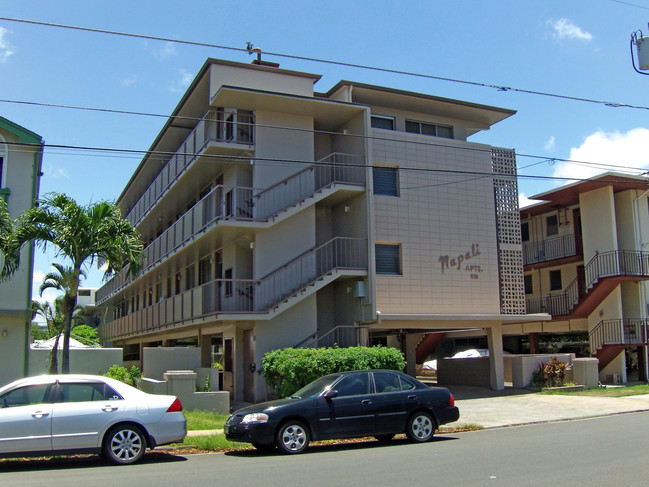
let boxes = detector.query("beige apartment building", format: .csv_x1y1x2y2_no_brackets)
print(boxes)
96,57,535,401
0,116,44,387
517,174,649,384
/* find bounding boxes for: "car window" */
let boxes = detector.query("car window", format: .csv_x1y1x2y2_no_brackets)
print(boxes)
334,373,369,397
0,384,51,408
58,382,123,403
373,371,402,393
399,375,417,391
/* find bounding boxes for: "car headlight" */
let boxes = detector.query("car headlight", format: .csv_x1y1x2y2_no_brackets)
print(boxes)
241,412,269,423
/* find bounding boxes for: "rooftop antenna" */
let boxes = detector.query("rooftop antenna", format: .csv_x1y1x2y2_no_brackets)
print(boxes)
630,26,649,75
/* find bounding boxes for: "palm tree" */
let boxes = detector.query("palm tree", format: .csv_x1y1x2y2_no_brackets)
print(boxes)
0,199,12,269
1,193,143,373
31,298,63,374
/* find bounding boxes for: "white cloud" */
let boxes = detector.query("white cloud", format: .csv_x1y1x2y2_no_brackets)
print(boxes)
544,136,556,152
121,74,137,87
45,162,70,179
0,27,14,63
168,68,194,93
519,192,540,209
548,18,593,42
153,41,177,60
552,128,649,183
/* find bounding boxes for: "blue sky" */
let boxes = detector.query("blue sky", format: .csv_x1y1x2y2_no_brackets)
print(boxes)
1,0,648,304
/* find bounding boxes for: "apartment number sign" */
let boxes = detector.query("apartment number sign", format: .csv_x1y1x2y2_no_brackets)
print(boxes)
438,243,483,280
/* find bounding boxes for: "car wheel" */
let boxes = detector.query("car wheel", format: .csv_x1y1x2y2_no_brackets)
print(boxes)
374,434,396,442
406,411,435,443
103,424,147,465
252,443,276,452
276,421,309,454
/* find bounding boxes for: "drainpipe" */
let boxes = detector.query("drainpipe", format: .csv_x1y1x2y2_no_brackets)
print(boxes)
633,188,649,381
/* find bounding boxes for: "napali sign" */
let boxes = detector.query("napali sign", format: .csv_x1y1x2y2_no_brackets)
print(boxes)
438,243,483,279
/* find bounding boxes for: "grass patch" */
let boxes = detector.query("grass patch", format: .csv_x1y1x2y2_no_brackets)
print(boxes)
183,409,230,430
540,384,649,397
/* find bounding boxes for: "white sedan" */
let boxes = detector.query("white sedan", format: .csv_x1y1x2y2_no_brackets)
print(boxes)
0,374,186,465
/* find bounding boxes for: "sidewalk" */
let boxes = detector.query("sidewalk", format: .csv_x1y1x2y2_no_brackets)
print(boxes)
448,385,649,429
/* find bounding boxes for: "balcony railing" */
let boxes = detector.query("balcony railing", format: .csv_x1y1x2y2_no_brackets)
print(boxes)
526,250,649,316
589,318,649,354
523,234,576,265
100,237,367,340
96,152,365,304
126,110,255,227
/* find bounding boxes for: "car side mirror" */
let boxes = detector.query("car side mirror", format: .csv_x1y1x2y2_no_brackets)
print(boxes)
323,389,339,399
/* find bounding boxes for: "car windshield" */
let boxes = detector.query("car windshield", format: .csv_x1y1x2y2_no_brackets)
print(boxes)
290,374,342,398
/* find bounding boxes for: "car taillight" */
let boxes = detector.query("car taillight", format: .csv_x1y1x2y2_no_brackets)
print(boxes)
449,394,455,407
166,398,183,412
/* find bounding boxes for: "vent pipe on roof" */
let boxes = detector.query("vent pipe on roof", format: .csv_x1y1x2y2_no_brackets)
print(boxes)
246,42,280,68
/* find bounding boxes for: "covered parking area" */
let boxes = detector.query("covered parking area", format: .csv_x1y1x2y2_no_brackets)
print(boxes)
372,313,551,390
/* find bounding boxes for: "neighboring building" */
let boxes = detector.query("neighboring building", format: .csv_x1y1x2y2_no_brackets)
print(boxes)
515,173,649,384
0,116,44,387
76,287,101,328
96,57,538,401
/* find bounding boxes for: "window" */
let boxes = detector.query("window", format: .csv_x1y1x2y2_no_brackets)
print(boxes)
199,256,213,285
58,382,122,402
373,166,399,196
521,222,530,242
224,268,233,297
0,156,4,187
175,272,182,295
373,371,402,393
185,265,196,291
405,120,453,139
371,115,395,130
375,244,401,275
546,215,558,236
549,270,562,291
156,281,163,302
524,274,533,294
334,373,369,396
0,384,51,408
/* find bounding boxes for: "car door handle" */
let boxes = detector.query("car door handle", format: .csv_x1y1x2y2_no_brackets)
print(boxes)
32,411,49,419
361,399,372,405
408,395,417,400
102,405,118,412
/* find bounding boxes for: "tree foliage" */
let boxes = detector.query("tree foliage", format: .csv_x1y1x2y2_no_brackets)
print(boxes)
262,346,405,398
1,193,144,373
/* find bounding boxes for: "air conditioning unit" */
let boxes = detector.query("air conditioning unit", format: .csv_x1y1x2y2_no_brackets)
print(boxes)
605,373,621,384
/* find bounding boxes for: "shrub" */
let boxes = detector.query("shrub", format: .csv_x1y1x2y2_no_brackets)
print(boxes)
531,357,570,388
262,346,405,398
105,365,142,387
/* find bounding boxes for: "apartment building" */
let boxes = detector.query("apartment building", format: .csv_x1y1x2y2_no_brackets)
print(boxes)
96,57,532,401
516,173,649,383
0,116,44,387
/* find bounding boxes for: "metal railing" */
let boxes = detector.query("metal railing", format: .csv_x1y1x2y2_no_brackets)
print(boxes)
526,250,649,316
589,318,649,354
125,110,255,227
297,325,371,349
523,234,576,265
96,153,365,304
100,237,368,340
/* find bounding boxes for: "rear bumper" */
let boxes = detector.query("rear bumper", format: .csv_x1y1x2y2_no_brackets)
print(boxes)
147,412,187,447
436,406,460,426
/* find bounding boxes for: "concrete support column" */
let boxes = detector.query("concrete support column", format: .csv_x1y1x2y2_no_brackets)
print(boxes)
404,333,419,378
486,325,505,390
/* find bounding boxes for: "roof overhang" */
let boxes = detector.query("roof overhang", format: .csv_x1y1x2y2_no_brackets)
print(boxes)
370,313,551,331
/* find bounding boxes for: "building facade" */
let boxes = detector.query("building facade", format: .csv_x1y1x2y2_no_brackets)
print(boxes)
515,174,649,383
96,58,533,401
0,116,44,387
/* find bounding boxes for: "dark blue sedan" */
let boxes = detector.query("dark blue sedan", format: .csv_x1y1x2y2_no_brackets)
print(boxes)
225,369,459,454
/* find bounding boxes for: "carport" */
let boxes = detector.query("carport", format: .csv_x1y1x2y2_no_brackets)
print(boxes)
371,313,551,390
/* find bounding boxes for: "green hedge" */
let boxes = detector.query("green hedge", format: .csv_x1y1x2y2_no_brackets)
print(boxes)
262,346,405,398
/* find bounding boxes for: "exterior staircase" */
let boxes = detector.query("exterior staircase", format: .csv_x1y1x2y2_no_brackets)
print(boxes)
589,319,648,370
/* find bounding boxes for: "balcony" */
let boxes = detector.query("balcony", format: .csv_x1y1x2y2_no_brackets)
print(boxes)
100,237,368,341
526,250,649,317
96,153,365,304
523,234,576,266
126,110,255,227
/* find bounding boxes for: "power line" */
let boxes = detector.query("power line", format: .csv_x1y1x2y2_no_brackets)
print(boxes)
5,140,648,187
2,16,649,112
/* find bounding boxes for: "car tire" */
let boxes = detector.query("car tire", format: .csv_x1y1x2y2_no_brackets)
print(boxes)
102,424,147,465
406,411,435,443
276,421,309,454
374,434,396,442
